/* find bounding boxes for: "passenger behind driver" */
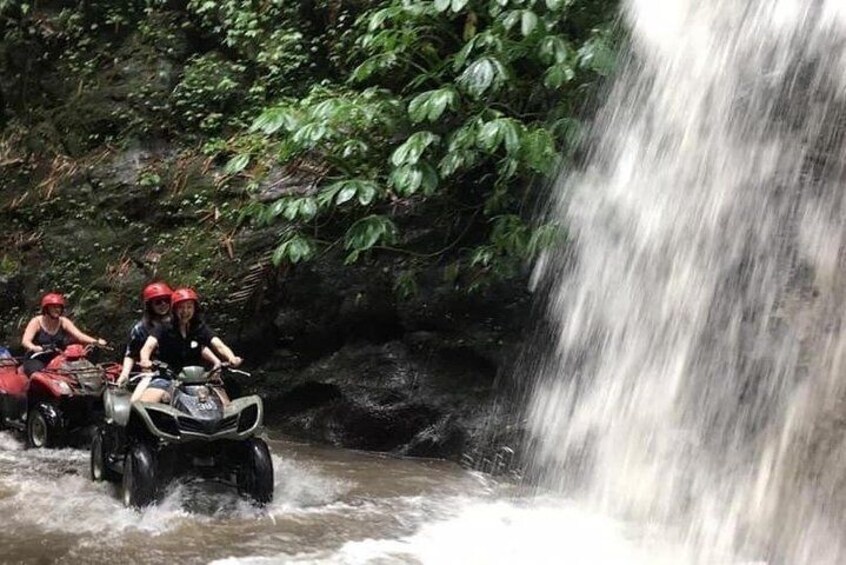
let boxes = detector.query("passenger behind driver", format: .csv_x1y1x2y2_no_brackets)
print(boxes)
20,292,107,376
138,287,241,403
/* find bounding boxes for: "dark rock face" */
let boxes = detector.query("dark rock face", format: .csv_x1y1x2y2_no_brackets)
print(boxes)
234,253,533,464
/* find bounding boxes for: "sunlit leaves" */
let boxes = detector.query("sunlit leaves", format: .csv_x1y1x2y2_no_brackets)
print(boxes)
457,57,508,98
260,197,319,225
543,63,575,88
577,29,616,76
319,179,381,207
223,153,250,175
520,128,557,174
502,10,540,37
477,118,523,154
408,87,458,123
237,0,617,281
544,0,574,10
351,53,399,82
391,131,440,167
538,36,572,65
250,106,298,134
434,0,469,13
389,162,439,195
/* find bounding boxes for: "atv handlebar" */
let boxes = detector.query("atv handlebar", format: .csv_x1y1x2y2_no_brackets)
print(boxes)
118,361,249,388
207,363,251,379
31,341,112,360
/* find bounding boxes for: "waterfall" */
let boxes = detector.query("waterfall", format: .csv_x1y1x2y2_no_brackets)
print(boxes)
527,1,846,562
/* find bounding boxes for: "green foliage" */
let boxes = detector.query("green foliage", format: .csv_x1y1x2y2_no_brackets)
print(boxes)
0,0,617,300
187,0,311,94
271,233,316,265
238,0,618,289
171,53,251,133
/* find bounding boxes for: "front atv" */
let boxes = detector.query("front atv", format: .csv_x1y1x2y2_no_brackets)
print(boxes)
93,364,274,507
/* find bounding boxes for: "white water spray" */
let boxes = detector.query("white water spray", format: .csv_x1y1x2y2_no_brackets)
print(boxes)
528,1,846,562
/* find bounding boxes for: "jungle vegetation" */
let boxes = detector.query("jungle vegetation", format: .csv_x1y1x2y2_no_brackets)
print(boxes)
0,0,618,314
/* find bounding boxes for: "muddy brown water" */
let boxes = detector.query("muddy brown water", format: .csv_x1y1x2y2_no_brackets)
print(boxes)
0,431,516,564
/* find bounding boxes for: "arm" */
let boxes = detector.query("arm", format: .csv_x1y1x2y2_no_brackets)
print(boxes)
118,356,134,385
138,336,159,369
61,318,106,347
119,325,146,383
210,336,242,367
201,346,222,367
20,317,42,353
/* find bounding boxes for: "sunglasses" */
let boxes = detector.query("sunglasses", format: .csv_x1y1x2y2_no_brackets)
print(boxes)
152,298,170,306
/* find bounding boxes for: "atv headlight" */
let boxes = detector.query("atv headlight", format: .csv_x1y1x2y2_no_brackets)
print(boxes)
148,409,180,437
237,404,259,433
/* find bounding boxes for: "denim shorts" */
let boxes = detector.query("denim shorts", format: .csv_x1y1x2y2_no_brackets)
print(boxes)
148,378,172,391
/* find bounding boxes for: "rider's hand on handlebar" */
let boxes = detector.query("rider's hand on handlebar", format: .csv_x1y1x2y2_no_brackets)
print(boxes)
228,356,243,368
138,359,153,370
116,372,129,387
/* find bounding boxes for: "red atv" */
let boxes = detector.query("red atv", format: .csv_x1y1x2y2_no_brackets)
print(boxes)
0,344,119,448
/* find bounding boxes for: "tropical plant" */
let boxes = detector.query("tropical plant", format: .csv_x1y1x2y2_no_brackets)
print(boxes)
238,0,617,290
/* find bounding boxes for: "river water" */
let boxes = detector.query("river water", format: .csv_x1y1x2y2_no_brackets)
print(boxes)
0,430,705,564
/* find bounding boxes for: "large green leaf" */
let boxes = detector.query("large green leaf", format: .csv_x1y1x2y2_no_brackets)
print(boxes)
520,10,539,36
389,162,439,195
223,153,250,175
477,118,523,154
391,131,440,167
457,57,507,99
272,234,316,265
577,31,616,76
249,106,297,134
521,128,557,174
451,0,470,12
543,63,576,88
322,179,381,206
538,36,572,65
408,87,458,123
344,215,398,255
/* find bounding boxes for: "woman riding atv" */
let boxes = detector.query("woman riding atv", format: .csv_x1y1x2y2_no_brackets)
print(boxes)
117,282,173,387
137,287,241,403
21,292,107,376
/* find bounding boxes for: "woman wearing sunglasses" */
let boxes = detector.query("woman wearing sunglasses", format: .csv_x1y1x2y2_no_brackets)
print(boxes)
117,282,176,386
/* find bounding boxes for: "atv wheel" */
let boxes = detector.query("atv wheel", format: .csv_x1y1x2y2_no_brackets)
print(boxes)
237,438,274,505
26,404,63,448
91,428,120,482
122,443,157,508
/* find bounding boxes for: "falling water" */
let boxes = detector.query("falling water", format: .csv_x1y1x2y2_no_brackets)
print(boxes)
528,1,846,563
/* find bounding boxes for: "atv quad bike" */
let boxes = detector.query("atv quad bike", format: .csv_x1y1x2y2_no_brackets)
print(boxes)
0,344,118,448
91,363,273,508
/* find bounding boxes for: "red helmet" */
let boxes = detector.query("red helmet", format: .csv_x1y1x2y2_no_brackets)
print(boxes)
171,287,199,308
142,282,173,303
40,292,66,312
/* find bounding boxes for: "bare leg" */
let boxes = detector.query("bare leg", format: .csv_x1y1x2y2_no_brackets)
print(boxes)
139,388,168,403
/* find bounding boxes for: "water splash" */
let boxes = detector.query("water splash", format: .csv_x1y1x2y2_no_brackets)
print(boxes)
527,0,846,562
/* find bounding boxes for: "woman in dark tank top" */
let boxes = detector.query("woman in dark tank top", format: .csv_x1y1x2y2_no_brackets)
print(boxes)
20,292,107,376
